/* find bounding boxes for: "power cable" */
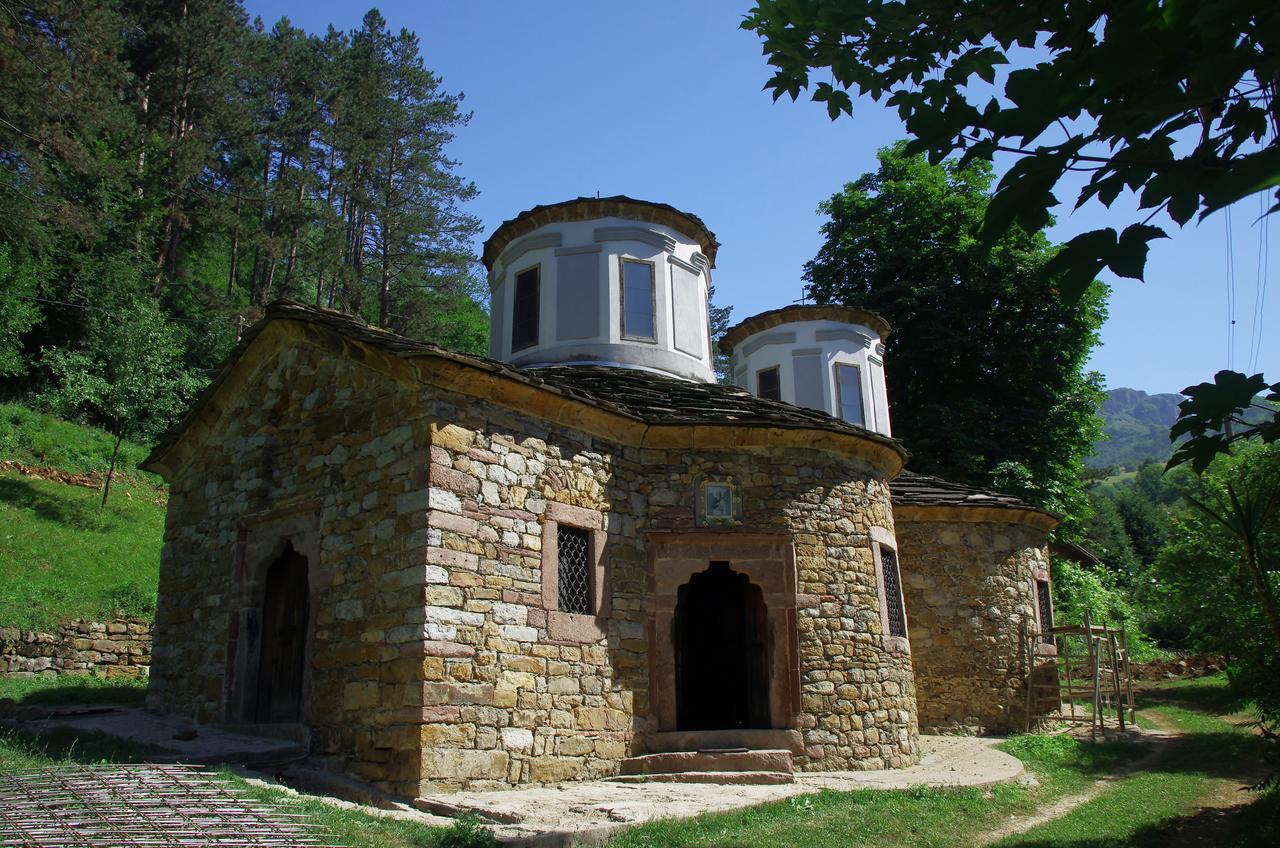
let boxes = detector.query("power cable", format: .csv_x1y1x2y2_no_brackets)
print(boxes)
1226,205,1237,369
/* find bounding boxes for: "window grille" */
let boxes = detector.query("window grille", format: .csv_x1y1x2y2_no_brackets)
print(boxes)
557,525,592,615
880,545,907,638
1037,579,1054,643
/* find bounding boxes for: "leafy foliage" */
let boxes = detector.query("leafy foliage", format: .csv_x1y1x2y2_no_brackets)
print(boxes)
0,1,489,410
41,292,204,506
1168,371,1280,472
743,0,1280,300
0,247,43,378
804,145,1105,533
1051,558,1160,662
708,284,734,383
1145,444,1280,720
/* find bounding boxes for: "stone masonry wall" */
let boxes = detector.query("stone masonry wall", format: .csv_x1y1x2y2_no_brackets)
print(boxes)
1,619,150,678
895,518,1050,733
421,382,919,792
150,324,437,797
151,323,919,798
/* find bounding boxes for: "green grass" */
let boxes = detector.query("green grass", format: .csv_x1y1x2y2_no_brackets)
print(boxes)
0,402,157,481
0,723,168,770
0,402,166,629
611,735,1140,848
993,676,1278,848
0,671,148,706
236,779,491,848
0,470,164,629
0,721,470,848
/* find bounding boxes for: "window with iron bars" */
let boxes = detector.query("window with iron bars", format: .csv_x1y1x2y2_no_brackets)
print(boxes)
879,545,907,638
1037,579,1054,644
557,525,593,615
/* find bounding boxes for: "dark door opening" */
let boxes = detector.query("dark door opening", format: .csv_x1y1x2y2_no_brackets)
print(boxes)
254,543,309,723
674,561,770,730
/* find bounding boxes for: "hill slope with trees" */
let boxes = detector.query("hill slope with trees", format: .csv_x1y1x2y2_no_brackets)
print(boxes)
1,1,488,437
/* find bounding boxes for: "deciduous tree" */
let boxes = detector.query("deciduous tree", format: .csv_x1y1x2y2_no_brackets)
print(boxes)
805,145,1106,531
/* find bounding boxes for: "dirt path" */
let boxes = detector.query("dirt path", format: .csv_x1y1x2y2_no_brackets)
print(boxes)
977,709,1267,847
974,726,1170,846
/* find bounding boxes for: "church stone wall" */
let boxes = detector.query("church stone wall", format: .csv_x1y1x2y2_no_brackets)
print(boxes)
149,325,919,799
895,516,1052,733
420,383,918,793
148,327,438,797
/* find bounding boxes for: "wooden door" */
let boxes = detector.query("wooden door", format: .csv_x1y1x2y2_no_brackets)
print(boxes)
254,545,309,723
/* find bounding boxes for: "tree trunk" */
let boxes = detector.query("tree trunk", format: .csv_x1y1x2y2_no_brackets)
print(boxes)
1242,537,1280,652
261,258,277,305
227,191,242,297
100,432,123,511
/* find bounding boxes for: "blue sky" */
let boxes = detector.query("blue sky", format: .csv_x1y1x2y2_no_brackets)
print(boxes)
244,0,1276,395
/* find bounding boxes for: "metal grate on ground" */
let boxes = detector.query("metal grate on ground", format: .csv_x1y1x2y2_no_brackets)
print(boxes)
0,763,346,848
557,525,592,615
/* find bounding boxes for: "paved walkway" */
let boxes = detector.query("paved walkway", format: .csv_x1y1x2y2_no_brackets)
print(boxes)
10,708,1024,847
419,736,1024,846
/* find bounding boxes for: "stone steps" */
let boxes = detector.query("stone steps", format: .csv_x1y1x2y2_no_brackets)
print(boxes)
609,770,794,785
616,748,794,784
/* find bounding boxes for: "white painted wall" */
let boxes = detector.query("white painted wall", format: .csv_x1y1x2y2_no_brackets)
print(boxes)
728,318,893,437
488,216,714,383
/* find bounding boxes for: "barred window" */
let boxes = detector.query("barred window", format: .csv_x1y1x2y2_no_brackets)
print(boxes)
557,525,592,615
1037,579,1054,643
880,545,907,638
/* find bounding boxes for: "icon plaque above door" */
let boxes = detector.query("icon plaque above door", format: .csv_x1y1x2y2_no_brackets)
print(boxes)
695,475,742,528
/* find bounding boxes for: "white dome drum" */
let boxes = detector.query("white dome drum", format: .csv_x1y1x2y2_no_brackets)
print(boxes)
482,197,720,383
720,304,893,437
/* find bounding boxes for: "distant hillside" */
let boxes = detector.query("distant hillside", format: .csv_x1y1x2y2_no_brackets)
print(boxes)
1088,388,1185,469
1089,386,1276,470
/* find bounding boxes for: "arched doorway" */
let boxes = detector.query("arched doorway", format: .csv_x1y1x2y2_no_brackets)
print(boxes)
674,562,770,730
253,543,309,723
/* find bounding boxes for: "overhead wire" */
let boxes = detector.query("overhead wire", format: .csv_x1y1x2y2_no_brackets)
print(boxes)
1247,190,1270,373
1226,204,1237,369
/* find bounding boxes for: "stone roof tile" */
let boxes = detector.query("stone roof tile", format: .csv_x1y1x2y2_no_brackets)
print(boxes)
147,301,906,469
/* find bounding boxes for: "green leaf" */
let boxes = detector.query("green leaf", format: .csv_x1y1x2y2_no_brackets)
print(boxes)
979,152,1066,243
1109,224,1168,280
1042,229,1117,303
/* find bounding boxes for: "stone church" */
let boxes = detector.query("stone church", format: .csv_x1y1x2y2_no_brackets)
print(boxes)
144,196,1059,798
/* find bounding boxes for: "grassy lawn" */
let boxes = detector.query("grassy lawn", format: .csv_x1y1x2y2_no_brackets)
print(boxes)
613,675,1278,847
0,402,166,631
995,680,1278,847
0,403,157,480
2,671,1275,848
0,671,148,706
610,735,1138,848
0,470,165,629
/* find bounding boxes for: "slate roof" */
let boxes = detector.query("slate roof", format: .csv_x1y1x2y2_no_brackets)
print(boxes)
481,195,720,270
720,304,892,353
890,471,1053,515
147,300,906,468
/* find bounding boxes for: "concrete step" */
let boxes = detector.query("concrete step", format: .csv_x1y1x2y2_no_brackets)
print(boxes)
609,770,794,785
620,748,793,776
645,729,804,755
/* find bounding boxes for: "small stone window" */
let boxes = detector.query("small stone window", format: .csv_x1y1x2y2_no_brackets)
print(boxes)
541,501,608,642
1037,578,1054,643
620,258,656,340
757,365,781,401
879,544,907,638
557,525,592,615
511,265,540,351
